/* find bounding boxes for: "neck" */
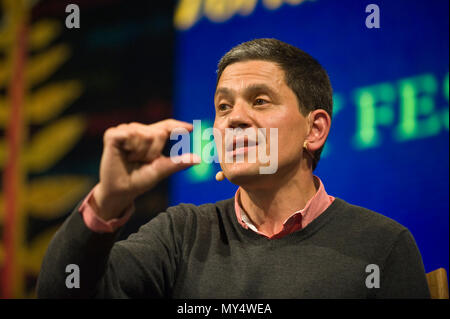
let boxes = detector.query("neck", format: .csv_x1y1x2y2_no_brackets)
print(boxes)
239,162,318,237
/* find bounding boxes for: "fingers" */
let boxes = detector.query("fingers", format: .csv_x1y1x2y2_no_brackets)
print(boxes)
98,120,201,203
147,153,201,181
103,119,193,162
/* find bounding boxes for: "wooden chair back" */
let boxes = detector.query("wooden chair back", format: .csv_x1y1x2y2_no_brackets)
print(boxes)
427,268,449,299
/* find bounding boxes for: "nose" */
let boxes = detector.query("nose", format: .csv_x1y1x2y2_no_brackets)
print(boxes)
227,101,252,129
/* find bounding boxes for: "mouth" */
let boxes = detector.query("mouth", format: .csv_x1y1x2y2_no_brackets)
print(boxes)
226,136,258,156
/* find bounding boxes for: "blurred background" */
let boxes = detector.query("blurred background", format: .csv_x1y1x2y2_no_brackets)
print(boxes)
0,0,448,298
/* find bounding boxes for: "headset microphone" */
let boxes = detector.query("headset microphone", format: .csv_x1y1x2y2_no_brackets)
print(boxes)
215,171,225,182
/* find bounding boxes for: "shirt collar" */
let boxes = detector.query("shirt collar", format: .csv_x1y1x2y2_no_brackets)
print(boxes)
234,175,334,231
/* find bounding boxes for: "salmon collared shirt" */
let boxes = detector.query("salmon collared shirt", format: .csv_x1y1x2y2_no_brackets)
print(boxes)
234,175,335,239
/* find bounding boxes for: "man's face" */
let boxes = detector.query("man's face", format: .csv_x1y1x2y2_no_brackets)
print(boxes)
213,60,309,187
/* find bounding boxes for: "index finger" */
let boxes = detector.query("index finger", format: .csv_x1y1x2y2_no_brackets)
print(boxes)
156,119,193,133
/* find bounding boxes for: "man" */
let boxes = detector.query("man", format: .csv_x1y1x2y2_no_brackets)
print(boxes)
37,38,430,298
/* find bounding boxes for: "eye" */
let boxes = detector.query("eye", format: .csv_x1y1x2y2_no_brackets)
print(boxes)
217,103,231,111
254,98,268,106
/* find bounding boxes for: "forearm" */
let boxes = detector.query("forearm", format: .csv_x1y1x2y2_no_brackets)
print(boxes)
36,203,122,298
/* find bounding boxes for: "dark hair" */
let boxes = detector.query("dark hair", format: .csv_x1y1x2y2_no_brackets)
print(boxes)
216,38,333,170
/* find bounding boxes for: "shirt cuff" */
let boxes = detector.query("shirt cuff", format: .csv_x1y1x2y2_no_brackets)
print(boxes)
78,186,134,233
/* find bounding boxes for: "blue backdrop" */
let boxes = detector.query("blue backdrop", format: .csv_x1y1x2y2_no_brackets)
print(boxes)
171,0,449,275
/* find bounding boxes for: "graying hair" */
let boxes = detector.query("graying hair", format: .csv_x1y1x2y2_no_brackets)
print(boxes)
217,38,333,170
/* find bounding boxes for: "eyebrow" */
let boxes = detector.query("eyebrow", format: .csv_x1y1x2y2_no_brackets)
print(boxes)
215,83,280,102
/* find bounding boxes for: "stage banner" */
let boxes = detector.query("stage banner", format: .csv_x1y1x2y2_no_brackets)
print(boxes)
171,0,449,277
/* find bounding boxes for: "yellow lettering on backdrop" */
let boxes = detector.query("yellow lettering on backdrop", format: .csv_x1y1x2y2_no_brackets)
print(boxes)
204,0,232,23
205,0,258,22
174,0,306,30
238,0,258,16
263,0,283,10
174,0,203,30
285,0,307,5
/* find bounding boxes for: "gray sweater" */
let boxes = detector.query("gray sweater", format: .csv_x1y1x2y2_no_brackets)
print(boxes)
36,197,430,298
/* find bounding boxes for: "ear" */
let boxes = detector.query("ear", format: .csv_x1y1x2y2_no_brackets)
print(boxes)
305,109,331,153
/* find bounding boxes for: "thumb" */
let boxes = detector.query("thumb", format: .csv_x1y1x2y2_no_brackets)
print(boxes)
152,153,201,180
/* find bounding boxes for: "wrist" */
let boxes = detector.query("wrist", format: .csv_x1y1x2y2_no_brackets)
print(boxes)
92,184,134,221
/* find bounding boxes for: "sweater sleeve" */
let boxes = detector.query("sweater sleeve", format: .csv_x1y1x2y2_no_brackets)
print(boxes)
36,201,182,299
79,187,134,233
376,229,431,299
